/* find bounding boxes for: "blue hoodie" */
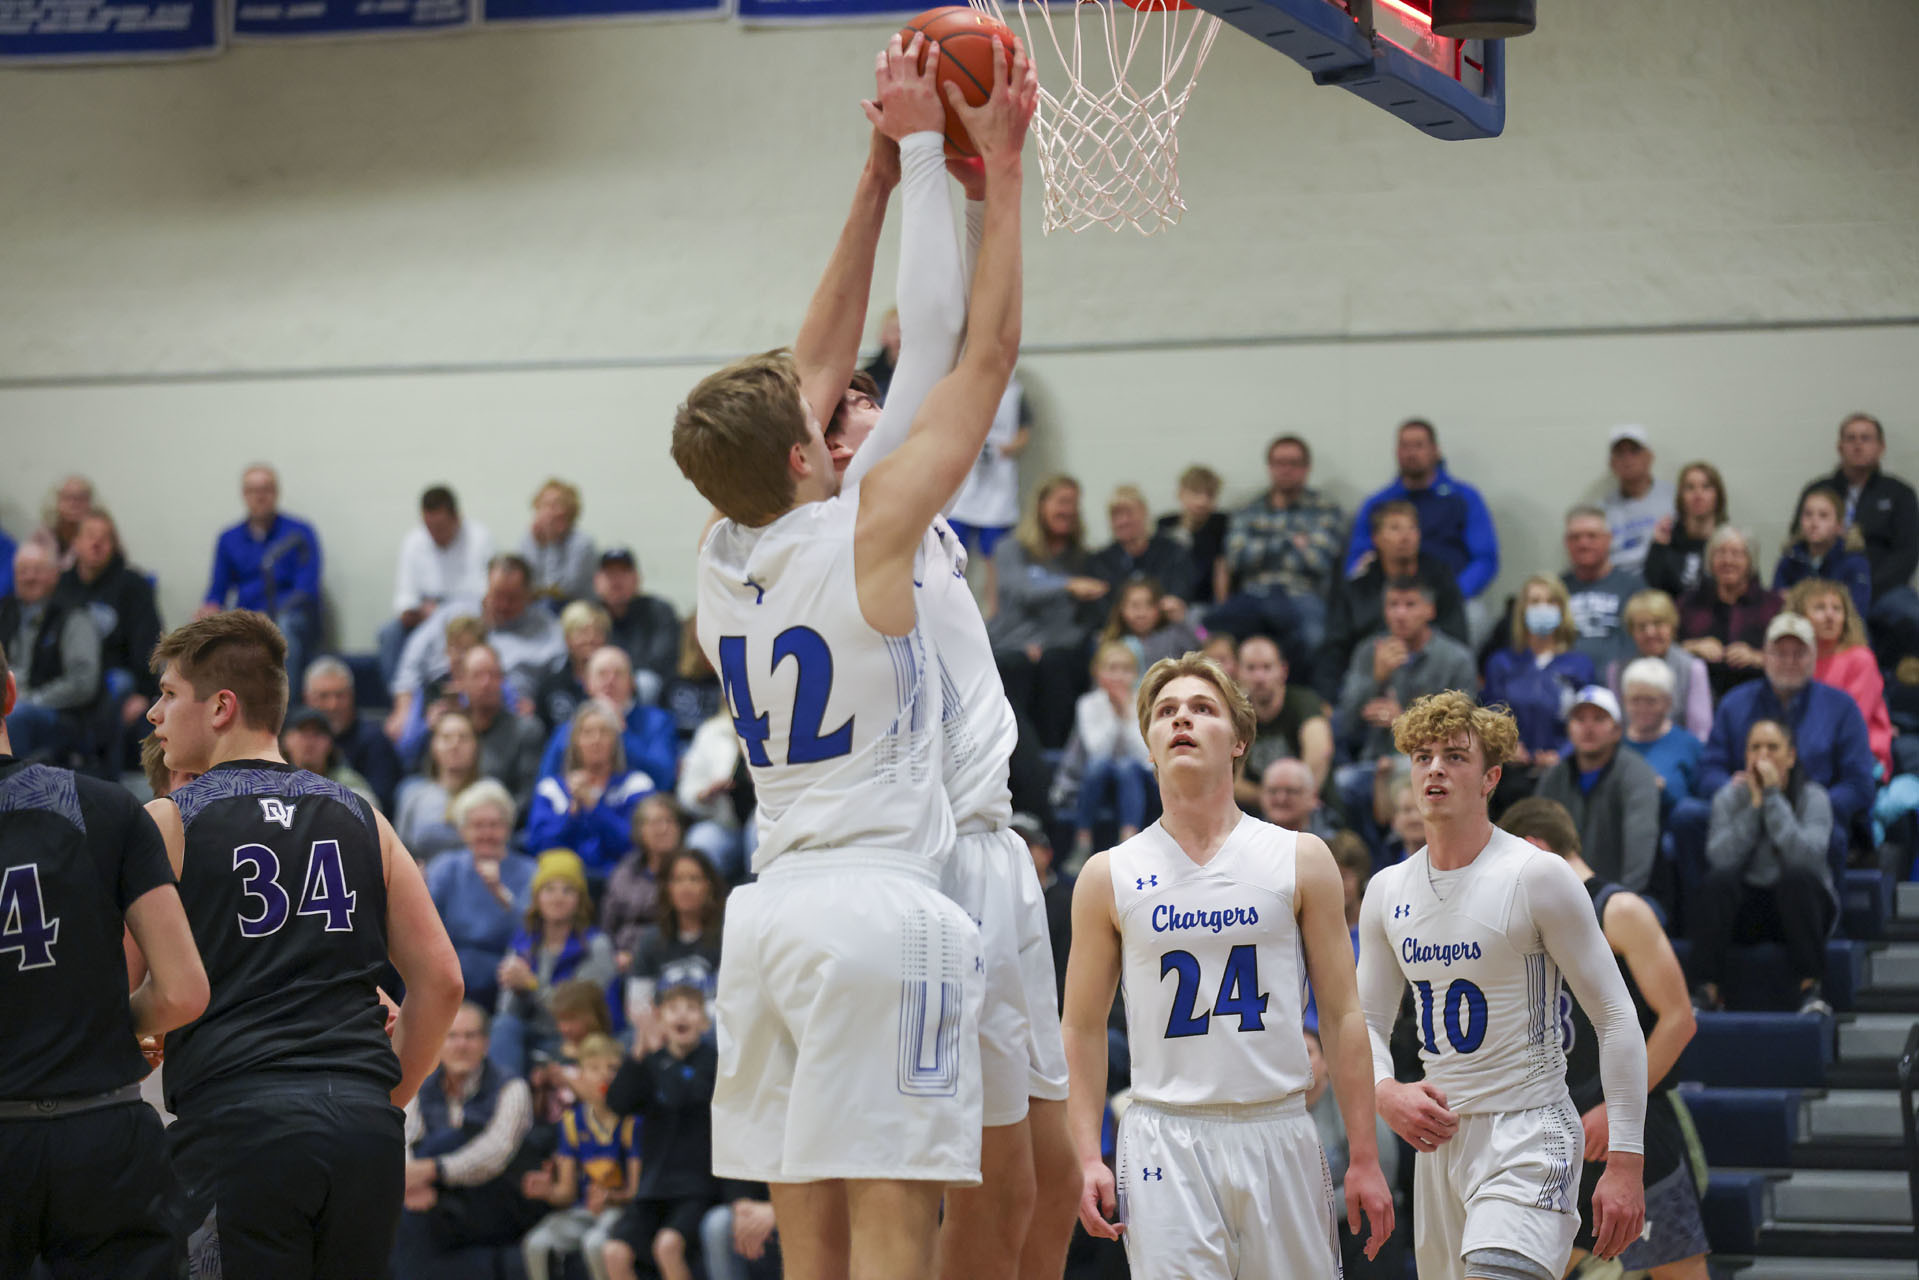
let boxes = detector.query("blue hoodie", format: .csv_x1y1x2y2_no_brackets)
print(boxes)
1346,463,1500,597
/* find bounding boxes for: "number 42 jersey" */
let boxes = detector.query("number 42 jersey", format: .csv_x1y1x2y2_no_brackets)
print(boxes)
697,493,953,877
1110,816,1313,1109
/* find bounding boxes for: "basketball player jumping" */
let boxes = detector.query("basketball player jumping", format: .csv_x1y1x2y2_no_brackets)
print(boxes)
829,34,1077,1280
670,39,1037,1280
1356,691,1647,1280
1062,652,1394,1277
142,611,465,1277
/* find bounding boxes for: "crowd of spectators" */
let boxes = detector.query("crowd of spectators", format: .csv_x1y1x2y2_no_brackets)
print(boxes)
10,403,1918,1279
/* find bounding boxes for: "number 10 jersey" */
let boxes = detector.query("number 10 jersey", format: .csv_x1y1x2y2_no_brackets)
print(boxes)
698,493,953,878
1110,816,1312,1109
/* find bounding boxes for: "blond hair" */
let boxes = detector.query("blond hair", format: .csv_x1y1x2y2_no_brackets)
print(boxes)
1392,690,1519,772
558,600,612,641
1014,475,1084,561
1509,574,1579,652
1784,577,1868,650
1135,652,1257,773
532,477,582,523
575,1032,624,1066
671,350,809,527
1177,465,1221,498
1622,588,1678,632
563,701,629,776
1090,638,1140,680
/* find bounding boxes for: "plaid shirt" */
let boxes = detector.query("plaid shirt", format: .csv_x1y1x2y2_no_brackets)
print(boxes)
1223,487,1346,597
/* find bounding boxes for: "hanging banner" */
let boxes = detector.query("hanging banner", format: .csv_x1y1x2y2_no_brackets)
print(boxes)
0,0,220,62
484,0,722,24
230,0,469,39
733,0,911,22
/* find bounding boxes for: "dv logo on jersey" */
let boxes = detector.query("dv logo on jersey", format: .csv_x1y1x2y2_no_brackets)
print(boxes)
258,799,297,830
1136,876,1158,890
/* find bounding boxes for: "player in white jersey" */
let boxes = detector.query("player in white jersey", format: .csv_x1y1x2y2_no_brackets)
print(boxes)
821,51,1076,1280
1061,651,1393,1277
1356,691,1648,1280
669,37,1037,1280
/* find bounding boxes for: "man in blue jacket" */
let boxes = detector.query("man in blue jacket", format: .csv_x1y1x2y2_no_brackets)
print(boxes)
198,465,323,683
1344,419,1500,638
1668,612,1876,898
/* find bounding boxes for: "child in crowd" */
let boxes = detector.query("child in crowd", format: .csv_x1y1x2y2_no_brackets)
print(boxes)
603,985,721,1280
1052,641,1157,861
1774,485,1872,618
1157,464,1228,607
1100,576,1200,671
523,1033,640,1280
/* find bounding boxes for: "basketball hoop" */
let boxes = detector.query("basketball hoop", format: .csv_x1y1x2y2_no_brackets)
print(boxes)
969,0,1220,235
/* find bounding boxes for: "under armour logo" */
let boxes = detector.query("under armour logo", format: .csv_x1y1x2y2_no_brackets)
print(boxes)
1136,875,1158,890
743,577,766,605
975,957,985,973
258,799,296,829
1394,904,1411,919
1141,1168,1163,1181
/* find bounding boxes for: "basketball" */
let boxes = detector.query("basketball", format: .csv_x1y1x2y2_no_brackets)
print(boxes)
898,6,1018,160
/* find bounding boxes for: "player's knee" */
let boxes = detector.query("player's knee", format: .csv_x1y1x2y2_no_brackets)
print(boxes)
652,1227,686,1265
602,1238,635,1269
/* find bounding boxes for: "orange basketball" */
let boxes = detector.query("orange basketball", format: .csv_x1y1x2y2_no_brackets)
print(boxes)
898,6,1018,160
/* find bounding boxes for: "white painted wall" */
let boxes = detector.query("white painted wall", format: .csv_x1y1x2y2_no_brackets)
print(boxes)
2,0,1915,646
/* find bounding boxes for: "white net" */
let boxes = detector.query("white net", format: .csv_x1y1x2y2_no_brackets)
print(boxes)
969,0,1221,235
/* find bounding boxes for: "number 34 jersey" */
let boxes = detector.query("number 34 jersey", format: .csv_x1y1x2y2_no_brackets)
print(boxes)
164,761,396,1113
1362,829,1571,1117
698,493,953,877
1109,816,1312,1109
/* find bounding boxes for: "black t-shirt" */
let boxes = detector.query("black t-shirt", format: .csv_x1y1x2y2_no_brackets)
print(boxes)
606,1039,719,1201
1241,686,1325,784
631,926,720,1004
164,760,398,1112
0,756,174,1100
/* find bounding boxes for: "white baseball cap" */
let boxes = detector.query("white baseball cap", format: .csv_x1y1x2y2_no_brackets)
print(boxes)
1571,685,1621,723
1608,424,1650,449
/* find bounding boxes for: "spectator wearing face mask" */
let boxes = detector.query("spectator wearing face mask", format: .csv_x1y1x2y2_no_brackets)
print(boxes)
1483,575,1596,803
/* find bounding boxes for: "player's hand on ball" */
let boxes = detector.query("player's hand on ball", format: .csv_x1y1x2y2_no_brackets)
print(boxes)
1378,1078,1458,1153
1345,1155,1395,1260
1077,1157,1123,1239
1589,1152,1645,1260
863,32,947,140
944,35,1038,161
946,155,987,200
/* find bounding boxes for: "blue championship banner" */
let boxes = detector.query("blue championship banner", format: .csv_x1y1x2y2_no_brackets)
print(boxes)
484,0,721,26
231,0,469,39
0,0,220,61
734,0,913,22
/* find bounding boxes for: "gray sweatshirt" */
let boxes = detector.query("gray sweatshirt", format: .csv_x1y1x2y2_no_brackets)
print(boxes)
1705,777,1833,893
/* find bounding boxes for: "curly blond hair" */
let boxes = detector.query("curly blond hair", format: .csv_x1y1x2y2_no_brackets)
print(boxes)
1391,690,1519,772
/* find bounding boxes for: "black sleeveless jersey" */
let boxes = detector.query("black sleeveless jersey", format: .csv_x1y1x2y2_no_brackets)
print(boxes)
1563,875,1673,1100
164,760,398,1112
0,756,174,1100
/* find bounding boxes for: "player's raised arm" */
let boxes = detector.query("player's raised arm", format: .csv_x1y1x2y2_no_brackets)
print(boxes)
1060,850,1122,1240
1294,836,1394,1259
791,123,901,429
843,34,970,492
856,39,1036,630
1525,852,1647,1258
377,810,465,1107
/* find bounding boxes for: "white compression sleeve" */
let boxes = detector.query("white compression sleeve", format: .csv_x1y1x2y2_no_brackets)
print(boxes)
1523,854,1648,1154
962,196,985,297
1355,878,1406,1085
842,132,967,493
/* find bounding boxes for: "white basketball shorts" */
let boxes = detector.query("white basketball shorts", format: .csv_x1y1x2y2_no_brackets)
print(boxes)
710,852,984,1185
1116,1094,1339,1279
942,825,1070,1126
1413,1097,1583,1280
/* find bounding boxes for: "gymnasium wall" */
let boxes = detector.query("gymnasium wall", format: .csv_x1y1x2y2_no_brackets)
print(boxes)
2,0,1915,646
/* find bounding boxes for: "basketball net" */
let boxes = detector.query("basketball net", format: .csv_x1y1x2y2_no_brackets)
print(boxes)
969,0,1220,235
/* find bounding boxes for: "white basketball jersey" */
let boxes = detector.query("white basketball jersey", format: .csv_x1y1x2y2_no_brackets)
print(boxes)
922,518,1016,832
946,378,1023,530
1110,817,1313,1108
1367,829,1571,1116
697,494,953,875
